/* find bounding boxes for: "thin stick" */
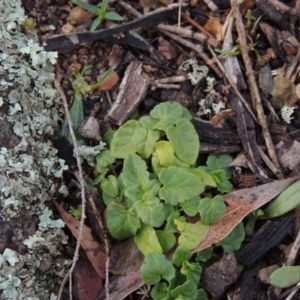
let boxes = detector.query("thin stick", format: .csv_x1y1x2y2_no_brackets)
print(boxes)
117,0,219,48
181,12,214,38
265,0,300,20
207,45,258,122
285,45,300,80
55,67,87,300
159,24,219,48
231,0,283,179
87,191,110,300
178,0,182,28
161,30,223,78
287,228,300,266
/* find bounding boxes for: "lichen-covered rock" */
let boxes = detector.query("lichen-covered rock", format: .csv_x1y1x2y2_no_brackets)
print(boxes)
0,0,71,298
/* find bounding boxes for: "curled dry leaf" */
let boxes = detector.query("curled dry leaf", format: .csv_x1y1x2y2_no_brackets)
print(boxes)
78,116,101,141
98,71,119,91
203,18,223,41
192,175,300,253
53,200,105,278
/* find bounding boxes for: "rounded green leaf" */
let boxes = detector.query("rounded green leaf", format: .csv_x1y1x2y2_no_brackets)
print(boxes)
96,150,115,167
264,179,300,218
172,246,192,267
150,102,183,131
100,175,118,197
133,197,166,228
134,224,162,256
181,261,202,285
150,282,169,300
198,195,226,225
192,168,217,187
141,252,175,285
166,119,200,165
138,129,160,159
170,279,198,300
110,120,147,158
102,130,115,147
156,230,176,253
106,202,141,239
270,266,300,288
139,115,158,130
153,141,175,167
217,222,245,253
178,221,210,250
120,153,149,187
151,156,164,177
159,166,204,205
180,196,201,217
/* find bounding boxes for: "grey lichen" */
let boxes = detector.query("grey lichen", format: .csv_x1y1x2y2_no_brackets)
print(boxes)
0,0,72,299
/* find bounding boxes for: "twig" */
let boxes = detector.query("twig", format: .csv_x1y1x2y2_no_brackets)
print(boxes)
257,146,278,176
87,190,111,300
266,0,300,20
161,30,223,78
287,228,300,266
117,0,219,49
151,83,181,89
178,0,182,28
231,0,283,179
207,45,258,122
279,281,300,300
285,45,300,80
55,67,87,300
159,24,219,48
203,0,218,11
255,0,290,30
181,12,214,38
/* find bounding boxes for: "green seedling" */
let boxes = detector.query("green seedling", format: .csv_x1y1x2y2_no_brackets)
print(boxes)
94,102,237,298
61,66,113,145
215,48,241,56
69,205,82,220
72,0,124,32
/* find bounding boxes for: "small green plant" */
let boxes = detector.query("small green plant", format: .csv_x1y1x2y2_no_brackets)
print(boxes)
61,66,113,144
69,205,82,220
72,0,124,32
94,102,238,298
215,48,241,56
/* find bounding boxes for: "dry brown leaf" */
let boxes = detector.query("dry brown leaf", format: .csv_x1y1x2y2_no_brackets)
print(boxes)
53,201,105,278
192,175,300,253
73,259,102,300
98,270,144,300
271,75,296,106
203,18,223,41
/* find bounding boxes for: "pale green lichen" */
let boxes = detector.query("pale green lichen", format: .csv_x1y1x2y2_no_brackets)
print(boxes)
281,105,295,124
78,142,106,166
0,0,72,299
179,58,209,85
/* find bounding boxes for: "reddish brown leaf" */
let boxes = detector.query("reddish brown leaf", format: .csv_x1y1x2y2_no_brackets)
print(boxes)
98,71,119,91
192,175,300,253
53,201,105,278
73,259,102,300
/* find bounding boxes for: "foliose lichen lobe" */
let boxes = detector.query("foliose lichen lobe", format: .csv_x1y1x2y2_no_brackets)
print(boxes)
0,1,70,298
